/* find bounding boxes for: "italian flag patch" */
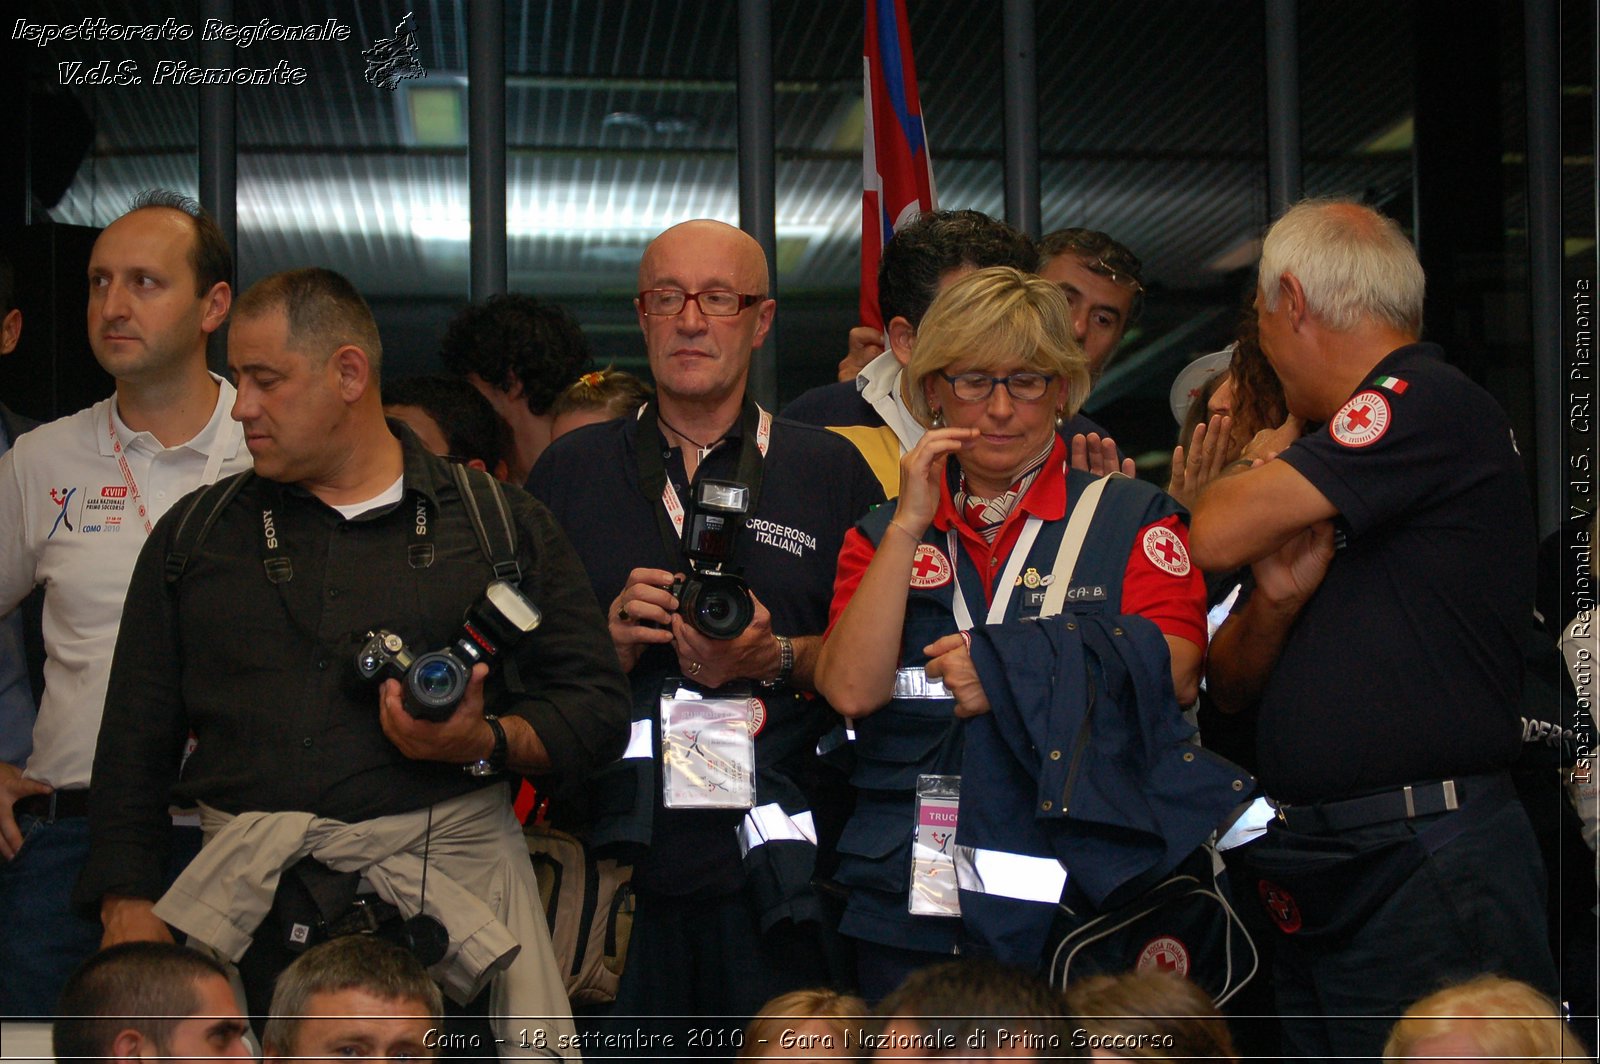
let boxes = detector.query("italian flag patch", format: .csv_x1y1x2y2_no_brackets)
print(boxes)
1372,375,1408,394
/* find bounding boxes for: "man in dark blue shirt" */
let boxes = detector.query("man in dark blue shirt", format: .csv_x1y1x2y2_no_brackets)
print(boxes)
1191,199,1557,1062
530,220,883,1046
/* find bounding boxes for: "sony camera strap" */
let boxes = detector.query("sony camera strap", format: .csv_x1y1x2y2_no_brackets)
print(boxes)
254,491,437,583
634,397,770,565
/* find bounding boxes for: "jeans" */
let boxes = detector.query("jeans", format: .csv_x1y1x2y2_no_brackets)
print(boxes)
0,813,202,1016
0,813,102,1016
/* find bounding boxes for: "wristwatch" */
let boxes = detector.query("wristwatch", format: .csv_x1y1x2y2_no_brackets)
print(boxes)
760,634,794,689
465,714,507,777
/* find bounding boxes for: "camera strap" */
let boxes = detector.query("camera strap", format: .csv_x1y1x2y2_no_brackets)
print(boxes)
634,397,770,564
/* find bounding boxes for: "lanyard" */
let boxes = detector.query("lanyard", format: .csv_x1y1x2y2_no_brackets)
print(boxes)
948,514,1045,631
635,399,770,562
108,403,236,536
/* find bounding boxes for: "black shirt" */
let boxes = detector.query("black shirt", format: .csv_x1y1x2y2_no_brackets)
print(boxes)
77,425,629,906
1262,343,1534,801
528,405,885,894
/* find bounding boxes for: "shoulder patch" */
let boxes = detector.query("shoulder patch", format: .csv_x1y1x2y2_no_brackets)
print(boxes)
1371,375,1408,394
1142,525,1191,576
1330,390,1391,448
909,543,953,588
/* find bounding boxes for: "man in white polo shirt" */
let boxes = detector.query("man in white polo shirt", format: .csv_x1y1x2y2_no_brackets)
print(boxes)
0,189,251,1015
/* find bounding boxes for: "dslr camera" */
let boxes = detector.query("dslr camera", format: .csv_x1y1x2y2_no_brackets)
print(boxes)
670,478,755,640
355,581,542,721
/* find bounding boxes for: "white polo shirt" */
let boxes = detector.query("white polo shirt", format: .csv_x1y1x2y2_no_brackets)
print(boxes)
0,376,251,788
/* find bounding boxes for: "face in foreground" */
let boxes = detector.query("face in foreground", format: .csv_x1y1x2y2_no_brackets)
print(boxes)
636,220,774,406
229,308,349,485
925,359,1065,496
87,207,220,386
277,988,435,1062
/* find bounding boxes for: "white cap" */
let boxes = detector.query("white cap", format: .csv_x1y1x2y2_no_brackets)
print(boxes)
1169,344,1236,425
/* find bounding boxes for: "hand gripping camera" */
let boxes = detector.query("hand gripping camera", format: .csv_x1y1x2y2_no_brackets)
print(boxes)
355,581,542,721
670,479,755,640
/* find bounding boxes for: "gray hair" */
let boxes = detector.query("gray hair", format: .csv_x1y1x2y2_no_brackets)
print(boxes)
1258,198,1424,335
261,936,443,1056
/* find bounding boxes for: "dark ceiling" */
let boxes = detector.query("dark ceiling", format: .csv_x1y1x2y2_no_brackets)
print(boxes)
10,0,1594,446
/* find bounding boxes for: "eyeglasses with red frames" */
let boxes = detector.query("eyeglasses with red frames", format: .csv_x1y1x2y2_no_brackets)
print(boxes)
637,289,765,317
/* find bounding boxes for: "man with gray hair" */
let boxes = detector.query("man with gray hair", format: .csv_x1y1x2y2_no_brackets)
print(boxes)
262,936,443,1063
53,942,250,1064
1190,198,1557,1060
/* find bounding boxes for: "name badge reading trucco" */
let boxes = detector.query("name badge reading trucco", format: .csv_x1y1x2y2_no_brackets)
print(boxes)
909,774,961,917
660,681,756,809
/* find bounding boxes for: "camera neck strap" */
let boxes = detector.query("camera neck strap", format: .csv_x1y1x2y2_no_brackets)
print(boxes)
254,492,438,585
635,397,770,563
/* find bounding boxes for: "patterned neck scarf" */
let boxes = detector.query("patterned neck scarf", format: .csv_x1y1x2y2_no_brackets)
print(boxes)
955,441,1056,544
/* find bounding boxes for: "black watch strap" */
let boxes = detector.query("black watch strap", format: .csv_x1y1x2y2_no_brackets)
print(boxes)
465,714,507,776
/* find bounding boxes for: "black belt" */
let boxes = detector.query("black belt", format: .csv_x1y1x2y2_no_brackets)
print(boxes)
1273,774,1509,834
15,789,91,820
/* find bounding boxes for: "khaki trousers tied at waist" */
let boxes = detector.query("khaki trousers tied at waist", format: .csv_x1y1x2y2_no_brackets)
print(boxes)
153,784,578,1060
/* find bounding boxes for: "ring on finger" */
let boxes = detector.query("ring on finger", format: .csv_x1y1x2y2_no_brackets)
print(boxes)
687,661,702,675
617,604,632,623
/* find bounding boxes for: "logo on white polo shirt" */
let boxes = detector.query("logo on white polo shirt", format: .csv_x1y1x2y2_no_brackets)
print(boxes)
47,487,78,538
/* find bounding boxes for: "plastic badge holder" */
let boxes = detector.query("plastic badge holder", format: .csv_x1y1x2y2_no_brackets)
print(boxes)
660,682,757,809
909,773,961,916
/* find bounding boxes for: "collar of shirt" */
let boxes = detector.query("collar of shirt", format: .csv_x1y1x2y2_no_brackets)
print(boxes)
100,373,243,460
856,351,923,453
932,435,1069,604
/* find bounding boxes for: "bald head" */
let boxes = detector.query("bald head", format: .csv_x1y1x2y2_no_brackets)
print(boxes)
635,220,775,409
638,219,769,294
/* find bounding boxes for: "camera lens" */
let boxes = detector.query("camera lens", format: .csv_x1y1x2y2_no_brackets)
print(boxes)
405,652,468,720
690,577,754,641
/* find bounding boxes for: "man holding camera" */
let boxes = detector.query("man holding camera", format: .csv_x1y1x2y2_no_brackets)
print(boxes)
76,268,628,1057
528,220,884,1039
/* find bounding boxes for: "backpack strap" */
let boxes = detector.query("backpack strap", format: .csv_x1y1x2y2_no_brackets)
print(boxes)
449,461,522,582
163,471,255,585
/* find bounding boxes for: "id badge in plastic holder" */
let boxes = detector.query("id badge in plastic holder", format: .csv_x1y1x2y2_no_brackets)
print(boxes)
909,774,961,917
660,681,756,809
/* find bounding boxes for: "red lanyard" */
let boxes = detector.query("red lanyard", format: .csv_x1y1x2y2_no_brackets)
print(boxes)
108,405,155,536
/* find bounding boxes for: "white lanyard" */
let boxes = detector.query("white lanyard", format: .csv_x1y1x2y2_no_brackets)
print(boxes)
659,406,771,537
108,403,238,536
948,514,1045,631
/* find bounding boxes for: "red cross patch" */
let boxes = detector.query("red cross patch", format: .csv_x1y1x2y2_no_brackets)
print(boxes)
748,697,766,738
1142,526,1191,576
908,544,953,588
1330,390,1391,448
1258,878,1303,934
1136,936,1190,976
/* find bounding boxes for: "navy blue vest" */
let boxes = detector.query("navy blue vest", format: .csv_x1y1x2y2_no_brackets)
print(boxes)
833,468,1179,953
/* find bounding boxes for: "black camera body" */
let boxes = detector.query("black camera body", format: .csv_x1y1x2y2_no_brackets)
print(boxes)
674,479,755,641
355,581,542,720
